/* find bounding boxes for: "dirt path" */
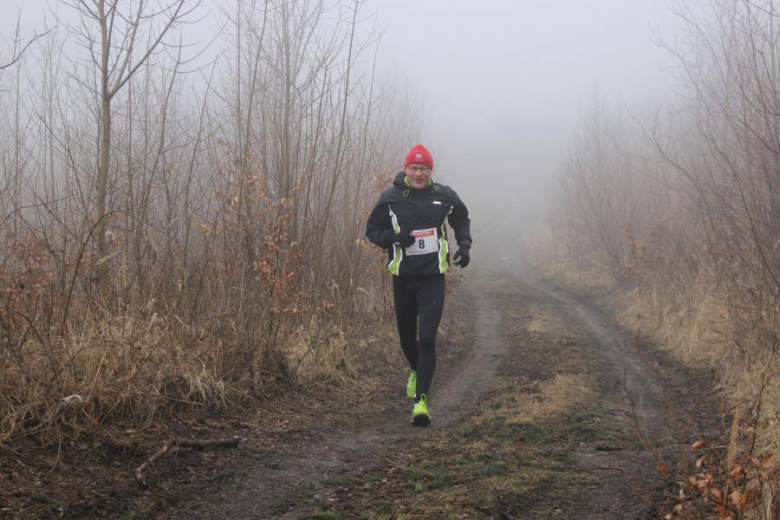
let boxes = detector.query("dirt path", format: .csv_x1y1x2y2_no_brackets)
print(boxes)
126,254,672,519
149,270,508,519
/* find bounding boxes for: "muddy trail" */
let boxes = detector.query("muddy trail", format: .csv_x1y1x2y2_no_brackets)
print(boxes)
108,253,681,520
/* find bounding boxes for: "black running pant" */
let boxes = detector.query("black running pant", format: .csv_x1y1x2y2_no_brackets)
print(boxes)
392,274,445,401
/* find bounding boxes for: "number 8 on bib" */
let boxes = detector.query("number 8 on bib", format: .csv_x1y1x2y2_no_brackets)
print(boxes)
405,228,439,256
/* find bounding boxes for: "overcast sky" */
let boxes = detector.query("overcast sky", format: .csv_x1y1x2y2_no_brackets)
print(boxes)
365,0,681,227
2,0,682,231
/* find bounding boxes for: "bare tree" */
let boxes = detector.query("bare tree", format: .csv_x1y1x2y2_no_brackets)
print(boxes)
554,94,644,278
63,0,201,294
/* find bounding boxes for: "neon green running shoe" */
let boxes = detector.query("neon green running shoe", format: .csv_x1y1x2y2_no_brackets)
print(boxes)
406,371,417,399
411,394,431,426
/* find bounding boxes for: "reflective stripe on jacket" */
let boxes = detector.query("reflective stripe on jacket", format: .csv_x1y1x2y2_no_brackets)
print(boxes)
366,171,472,277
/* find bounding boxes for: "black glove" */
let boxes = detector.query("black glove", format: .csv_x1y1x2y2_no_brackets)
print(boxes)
453,242,471,268
390,232,415,248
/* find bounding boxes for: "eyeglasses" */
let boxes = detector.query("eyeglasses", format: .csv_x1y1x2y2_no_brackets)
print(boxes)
407,165,431,172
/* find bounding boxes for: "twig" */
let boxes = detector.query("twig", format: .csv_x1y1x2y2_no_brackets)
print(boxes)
564,464,624,473
134,436,241,486
726,402,743,472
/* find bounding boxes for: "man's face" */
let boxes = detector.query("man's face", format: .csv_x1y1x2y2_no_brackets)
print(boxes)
405,164,432,189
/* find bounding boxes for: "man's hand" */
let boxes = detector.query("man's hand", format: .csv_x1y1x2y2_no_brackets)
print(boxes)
392,232,416,248
453,242,471,268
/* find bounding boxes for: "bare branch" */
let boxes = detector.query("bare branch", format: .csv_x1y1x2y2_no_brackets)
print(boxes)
0,11,51,70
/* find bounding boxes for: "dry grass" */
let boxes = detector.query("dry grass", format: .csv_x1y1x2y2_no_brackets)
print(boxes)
525,309,580,340
285,310,398,387
616,284,730,368
537,260,616,295
474,374,595,427
0,278,400,445
0,310,241,444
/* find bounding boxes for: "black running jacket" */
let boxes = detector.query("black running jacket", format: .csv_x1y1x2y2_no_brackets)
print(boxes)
366,171,472,277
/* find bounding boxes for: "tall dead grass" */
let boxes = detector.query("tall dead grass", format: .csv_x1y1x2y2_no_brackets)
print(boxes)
0,242,398,445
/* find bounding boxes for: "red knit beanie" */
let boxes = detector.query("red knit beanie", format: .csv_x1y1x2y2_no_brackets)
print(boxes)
404,144,434,168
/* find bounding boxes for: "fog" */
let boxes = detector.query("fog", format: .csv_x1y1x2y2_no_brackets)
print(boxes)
2,0,681,238
366,0,680,234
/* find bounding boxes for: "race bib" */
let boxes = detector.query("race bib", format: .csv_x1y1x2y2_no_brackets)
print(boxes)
405,228,439,256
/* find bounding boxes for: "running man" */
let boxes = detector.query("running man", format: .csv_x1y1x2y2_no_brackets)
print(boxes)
365,144,472,426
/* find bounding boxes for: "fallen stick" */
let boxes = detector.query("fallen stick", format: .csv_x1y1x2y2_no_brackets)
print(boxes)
564,464,624,473
134,436,241,486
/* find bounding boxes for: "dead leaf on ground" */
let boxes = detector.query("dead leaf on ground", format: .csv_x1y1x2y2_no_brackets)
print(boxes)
761,454,774,468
